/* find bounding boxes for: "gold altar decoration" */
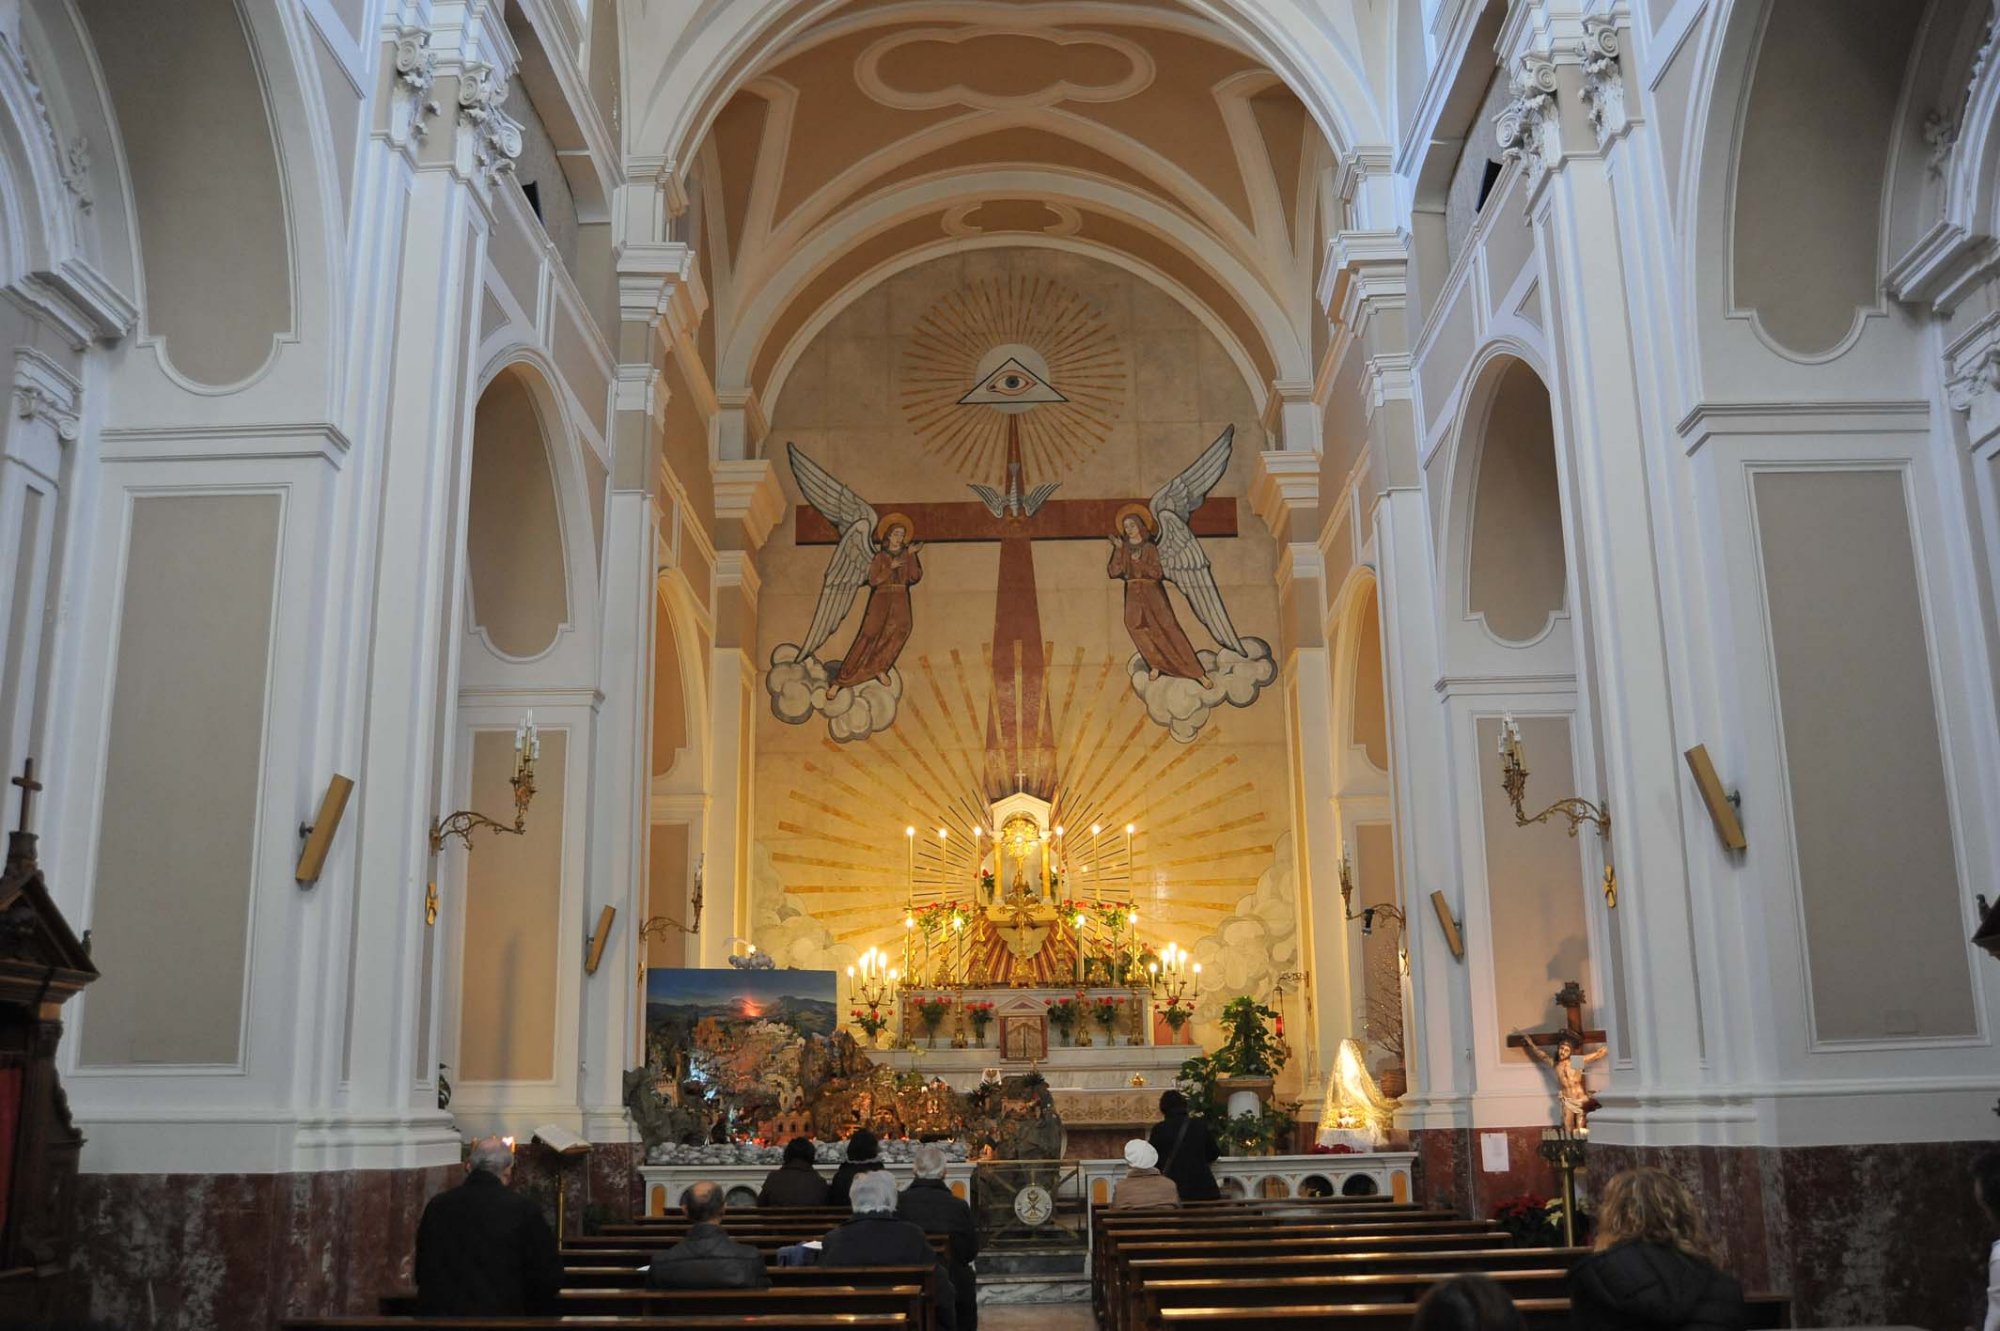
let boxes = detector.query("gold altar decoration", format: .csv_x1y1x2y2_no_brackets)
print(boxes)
892,789,1155,989
1497,712,1617,907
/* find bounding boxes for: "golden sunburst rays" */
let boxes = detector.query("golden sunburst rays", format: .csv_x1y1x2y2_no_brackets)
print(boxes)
771,644,1276,968
898,275,1128,482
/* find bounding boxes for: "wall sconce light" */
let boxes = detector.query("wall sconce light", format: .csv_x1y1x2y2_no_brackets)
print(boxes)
1498,712,1617,907
431,712,539,853
1683,744,1746,851
1338,850,1408,937
1429,891,1465,960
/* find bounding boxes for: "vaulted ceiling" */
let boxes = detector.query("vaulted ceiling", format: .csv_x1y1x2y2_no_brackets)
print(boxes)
686,0,1339,423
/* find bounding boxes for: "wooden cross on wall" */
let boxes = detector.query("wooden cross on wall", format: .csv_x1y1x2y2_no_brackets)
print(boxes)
796,415,1235,797
1505,980,1607,1051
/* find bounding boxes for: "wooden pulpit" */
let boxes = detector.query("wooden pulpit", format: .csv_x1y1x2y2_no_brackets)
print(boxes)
0,762,98,1321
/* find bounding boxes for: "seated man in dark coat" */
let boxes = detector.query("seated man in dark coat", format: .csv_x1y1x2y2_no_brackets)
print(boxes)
759,1135,831,1207
821,1170,957,1328
414,1136,561,1315
646,1180,771,1289
825,1126,886,1208
896,1144,978,1330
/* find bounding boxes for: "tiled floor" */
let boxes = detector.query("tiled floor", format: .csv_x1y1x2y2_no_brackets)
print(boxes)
980,1305,1095,1331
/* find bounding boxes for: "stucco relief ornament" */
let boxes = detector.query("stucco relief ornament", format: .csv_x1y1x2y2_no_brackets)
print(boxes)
392,27,441,142
457,61,522,178
1947,343,2000,415
13,383,79,443
1577,20,1625,146
1495,56,1560,187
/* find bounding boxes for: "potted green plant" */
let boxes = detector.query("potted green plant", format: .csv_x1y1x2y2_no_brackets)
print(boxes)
1213,995,1288,1110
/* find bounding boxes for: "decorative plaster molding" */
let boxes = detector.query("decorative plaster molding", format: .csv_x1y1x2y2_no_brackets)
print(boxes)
1923,108,1959,180
712,456,786,553
0,27,87,221
1577,19,1626,146
12,347,79,442
1495,56,1560,189
1251,448,1321,537
391,26,442,142
1946,310,2000,450
456,60,522,179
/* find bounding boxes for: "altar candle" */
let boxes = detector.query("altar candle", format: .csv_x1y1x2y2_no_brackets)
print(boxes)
906,826,916,894
1125,824,1136,886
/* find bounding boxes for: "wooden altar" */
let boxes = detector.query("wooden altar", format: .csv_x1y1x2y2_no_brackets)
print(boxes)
0,764,98,1322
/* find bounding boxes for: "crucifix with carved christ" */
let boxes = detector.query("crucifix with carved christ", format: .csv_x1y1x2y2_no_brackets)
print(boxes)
788,362,1238,794
1509,980,1608,1132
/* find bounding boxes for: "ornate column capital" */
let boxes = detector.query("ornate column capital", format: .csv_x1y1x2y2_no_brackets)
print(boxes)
1946,309,2000,453
11,348,79,446
455,60,522,181
1495,55,1562,190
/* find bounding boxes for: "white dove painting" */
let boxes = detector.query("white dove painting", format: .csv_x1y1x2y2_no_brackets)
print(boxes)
765,443,921,741
1108,425,1275,741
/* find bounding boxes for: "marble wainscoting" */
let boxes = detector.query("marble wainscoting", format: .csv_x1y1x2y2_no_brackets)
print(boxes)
1409,1125,1560,1219
74,1165,456,1330
1587,1140,1994,1331
510,1139,645,1230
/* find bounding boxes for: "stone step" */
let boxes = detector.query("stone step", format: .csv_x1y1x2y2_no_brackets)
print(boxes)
978,1272,1093,1306
980,1249,1087,1277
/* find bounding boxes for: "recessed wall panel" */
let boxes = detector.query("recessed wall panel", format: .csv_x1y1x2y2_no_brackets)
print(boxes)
1753,470,1974,1041
80,494,282,1066
1474,714,1594,1059
457,729,567,1082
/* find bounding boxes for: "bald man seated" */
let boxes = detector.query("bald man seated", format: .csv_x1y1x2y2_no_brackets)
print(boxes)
646,1180,771,1289
415,1136,561,1316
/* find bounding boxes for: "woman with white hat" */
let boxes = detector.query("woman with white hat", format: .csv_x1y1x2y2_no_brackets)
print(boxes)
1110,1138,1181,1208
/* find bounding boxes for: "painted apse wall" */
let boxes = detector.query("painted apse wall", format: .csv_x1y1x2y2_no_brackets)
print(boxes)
748,248,1299,1053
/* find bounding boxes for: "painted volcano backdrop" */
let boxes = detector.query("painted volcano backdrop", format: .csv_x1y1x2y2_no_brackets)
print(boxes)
645,967,838,1049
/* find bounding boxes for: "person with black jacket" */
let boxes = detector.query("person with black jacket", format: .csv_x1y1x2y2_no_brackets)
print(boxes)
646,1180,770,1289
896,1143,978,1330
1145,1090,1222,1201
825,1127,886,1208
413,1137,561,1316
820,1170,957,1329
759,1136,831,1207
1568,1167,1748,1331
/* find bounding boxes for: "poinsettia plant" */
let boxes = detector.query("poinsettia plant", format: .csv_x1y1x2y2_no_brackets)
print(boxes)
1491,1192,1563,1245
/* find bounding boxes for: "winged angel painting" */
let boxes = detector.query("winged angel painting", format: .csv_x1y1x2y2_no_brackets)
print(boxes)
767,443,921,741
1110,426,1274,741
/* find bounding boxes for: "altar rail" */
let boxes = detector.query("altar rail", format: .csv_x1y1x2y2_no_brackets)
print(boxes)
638,1151,1414,1228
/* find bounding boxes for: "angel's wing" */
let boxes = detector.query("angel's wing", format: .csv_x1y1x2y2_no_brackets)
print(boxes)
786,443,880,659
1150,425,1243,653
789,442,878,533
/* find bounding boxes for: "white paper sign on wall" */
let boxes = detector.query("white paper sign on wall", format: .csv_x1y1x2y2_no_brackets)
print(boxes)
1479,1131,1510,1173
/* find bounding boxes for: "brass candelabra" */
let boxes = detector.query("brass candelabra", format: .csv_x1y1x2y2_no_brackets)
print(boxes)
1338,852,1410,973
431,713,539,853
1497,713,1617,907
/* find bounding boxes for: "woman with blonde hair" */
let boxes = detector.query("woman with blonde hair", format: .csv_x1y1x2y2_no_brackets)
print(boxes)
1568,1167,1747,1331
